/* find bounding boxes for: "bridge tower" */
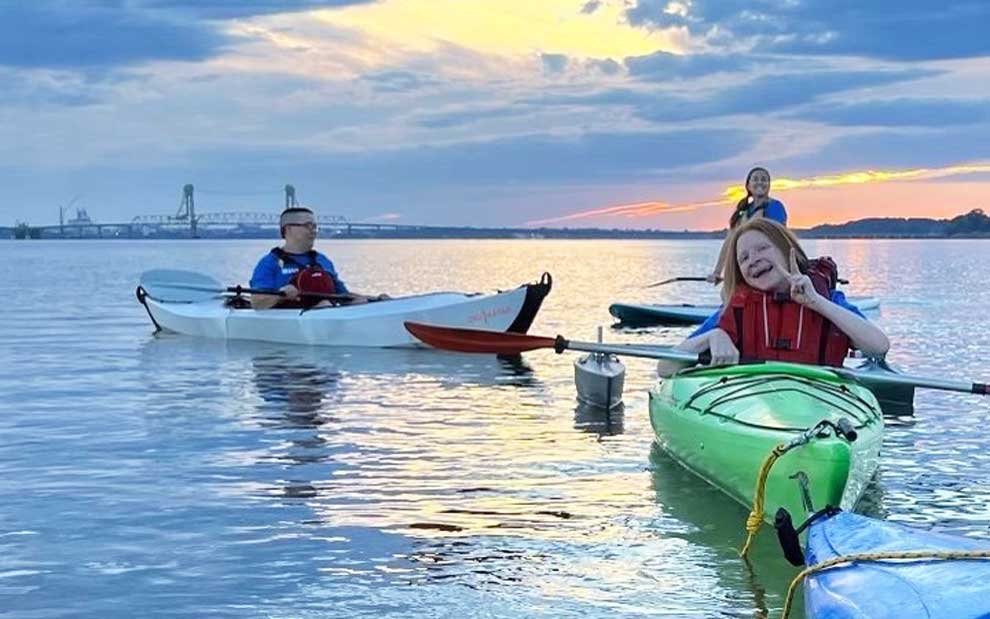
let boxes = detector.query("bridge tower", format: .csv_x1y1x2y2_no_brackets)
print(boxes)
285,184,298,210
175,184,197,238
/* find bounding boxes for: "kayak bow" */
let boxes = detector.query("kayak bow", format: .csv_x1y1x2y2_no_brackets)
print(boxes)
791,510,990,619
649,362,884,527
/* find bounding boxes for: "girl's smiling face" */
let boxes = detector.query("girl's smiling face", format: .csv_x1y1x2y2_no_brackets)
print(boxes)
746,169,771,199
736,229,788,291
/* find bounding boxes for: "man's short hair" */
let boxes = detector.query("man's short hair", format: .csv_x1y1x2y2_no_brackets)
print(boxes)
279,207,315,238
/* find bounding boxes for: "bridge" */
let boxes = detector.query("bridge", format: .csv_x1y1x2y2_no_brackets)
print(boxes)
1,219,418,239
1,184,424,239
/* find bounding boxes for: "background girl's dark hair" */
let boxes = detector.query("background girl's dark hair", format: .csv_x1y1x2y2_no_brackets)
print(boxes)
729,167,771,228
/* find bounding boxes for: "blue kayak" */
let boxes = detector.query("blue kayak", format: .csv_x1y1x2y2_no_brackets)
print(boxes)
609,296,880,326
804,511,990,618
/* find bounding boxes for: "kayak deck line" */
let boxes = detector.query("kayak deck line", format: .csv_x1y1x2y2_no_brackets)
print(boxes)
782,548,990,619
680,371,880,432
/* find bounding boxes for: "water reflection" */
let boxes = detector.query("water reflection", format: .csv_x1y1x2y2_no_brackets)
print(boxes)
252,352,342,424
573,401,625,436
11,238,990,619
647,444,798,617
494,354,538,387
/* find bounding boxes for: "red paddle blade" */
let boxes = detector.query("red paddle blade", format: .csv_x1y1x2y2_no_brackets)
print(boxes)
404,322,557,354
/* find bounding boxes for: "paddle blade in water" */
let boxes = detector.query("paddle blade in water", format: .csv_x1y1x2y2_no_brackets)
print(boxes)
139,269,225,303
404,322,557,354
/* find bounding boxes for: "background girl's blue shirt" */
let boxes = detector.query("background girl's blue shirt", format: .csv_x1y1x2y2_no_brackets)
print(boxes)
688,290,865,338
751,198,787,225
250,251,349,293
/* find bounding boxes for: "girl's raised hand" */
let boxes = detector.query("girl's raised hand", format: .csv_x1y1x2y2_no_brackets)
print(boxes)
776,248,824,310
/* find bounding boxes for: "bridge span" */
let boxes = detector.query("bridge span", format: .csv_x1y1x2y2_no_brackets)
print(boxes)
2,184,425,239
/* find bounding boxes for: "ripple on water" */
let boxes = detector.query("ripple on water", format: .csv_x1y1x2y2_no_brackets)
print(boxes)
2,239,990,618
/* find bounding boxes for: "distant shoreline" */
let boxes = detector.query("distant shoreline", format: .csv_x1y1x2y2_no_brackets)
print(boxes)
4,230,990,240
5,209,988,240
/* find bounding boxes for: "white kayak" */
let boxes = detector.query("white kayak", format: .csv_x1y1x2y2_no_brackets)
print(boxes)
137,272,552,348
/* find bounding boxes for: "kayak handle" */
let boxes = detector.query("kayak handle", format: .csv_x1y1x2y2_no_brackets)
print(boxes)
803,418,857,444
835,417,858,442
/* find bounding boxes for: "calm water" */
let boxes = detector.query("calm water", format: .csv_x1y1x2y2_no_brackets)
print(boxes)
2,239,989,618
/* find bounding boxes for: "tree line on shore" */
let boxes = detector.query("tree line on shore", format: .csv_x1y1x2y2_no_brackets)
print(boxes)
9,208,990,240
802,209,990,238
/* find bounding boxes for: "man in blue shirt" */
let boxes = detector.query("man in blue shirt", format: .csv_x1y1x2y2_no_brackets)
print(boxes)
250,207,381,309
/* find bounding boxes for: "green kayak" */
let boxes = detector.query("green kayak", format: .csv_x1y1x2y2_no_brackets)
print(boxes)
649,362,883,526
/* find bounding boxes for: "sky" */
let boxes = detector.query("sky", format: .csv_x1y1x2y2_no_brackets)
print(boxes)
2,0,989,230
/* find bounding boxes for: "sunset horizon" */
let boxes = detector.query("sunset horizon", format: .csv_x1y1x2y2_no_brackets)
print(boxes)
2,2,989,229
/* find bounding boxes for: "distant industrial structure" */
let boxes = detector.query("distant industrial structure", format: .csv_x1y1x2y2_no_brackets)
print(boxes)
2,184,413,239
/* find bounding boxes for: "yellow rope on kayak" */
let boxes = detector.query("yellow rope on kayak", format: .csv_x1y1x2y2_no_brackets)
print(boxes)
738,444,789,559
780,550,990,619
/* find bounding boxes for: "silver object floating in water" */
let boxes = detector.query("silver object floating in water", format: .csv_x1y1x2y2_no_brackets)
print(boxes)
573,326,625,409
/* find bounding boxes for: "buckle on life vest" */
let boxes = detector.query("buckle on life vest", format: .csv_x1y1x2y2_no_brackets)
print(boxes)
773,338,792,350
772,291,790,303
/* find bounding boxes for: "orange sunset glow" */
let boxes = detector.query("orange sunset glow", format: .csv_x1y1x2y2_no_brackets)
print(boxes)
4,2,990,228
527,162,990,229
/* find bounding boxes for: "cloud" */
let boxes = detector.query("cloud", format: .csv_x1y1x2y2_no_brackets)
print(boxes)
684,69,937,117
0,71,103,107
0,4,225,70
138,1,375,20
526,69,934,123
627,0,761,30
414,106,533,129
293,128,752,185
0,127,753,225
626,0,990,61
771,125,990,173
580,1,602,15
74,127,752,188
589,58,622,75
362,71,443,94
770,2,990,62
0,1,379,72
364,212,403,221
789,98,990,127
541,53,569,75
625,51,754,79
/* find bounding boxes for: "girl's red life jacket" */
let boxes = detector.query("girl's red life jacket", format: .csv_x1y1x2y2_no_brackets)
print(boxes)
716,257,851,366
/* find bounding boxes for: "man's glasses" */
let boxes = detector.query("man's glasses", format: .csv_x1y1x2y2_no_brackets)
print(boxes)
285,222,318,231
